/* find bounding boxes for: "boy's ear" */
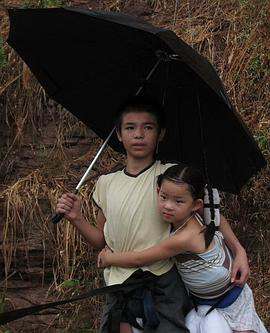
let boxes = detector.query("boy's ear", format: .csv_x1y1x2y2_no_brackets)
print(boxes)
158,128,166,142
157,186,160,194
116,129,122,142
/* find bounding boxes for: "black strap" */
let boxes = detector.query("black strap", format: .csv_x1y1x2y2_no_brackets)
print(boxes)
204,203,220,209
0,276,156,326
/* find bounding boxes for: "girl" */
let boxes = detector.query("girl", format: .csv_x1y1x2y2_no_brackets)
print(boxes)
98,164,267,333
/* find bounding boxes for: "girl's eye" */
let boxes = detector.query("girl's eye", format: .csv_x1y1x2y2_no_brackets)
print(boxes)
176,200,184,204
145,125,153,130
125,126,134,130
160,194,166,200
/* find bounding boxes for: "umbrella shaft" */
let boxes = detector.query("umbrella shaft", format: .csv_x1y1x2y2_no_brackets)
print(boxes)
76,57,164,190
76,55,167,191
76,127,116,190
135,58,162,96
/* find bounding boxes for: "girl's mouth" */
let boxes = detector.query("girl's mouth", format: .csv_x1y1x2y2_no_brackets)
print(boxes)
163,212,174,218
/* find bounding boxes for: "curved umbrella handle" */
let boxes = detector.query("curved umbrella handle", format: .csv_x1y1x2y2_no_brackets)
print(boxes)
52,212,65,224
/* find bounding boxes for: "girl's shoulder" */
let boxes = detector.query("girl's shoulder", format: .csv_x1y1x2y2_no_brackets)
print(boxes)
174,220,208,254
171,223,202,253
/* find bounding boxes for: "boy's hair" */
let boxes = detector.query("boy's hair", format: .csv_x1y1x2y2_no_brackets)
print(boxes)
115,96,166,132
157,164,216,248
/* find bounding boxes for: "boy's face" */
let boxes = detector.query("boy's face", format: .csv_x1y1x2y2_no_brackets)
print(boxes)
117,111,161,160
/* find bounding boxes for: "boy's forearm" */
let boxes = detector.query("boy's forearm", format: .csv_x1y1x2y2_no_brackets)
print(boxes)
72,216,106,249
219,215,245,255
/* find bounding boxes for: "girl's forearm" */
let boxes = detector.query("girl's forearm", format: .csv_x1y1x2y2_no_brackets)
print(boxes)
219,215,245,255
107,251,149,268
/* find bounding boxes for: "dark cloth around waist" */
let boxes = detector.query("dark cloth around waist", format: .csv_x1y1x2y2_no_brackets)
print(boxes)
100,266,191,333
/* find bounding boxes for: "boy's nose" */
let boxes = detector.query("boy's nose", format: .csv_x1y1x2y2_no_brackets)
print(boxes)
134,128,144,139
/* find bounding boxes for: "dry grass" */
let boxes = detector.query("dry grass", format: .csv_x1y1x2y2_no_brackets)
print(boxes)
0,0,269,331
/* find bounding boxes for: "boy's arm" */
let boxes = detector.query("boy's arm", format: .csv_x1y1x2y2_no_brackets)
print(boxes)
72,208,106,249
56,193,106,249
219,214,250,286
98,234,189,268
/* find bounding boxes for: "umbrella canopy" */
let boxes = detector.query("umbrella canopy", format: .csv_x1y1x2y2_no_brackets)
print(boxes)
7,7,266,193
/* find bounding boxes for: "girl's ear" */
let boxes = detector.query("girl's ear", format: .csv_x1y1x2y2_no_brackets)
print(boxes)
192,199,204,212
158,128,166,142
157,186,160,194
116,129,122,142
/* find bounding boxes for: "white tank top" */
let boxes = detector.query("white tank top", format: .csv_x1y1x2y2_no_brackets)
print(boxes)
172,215,233,299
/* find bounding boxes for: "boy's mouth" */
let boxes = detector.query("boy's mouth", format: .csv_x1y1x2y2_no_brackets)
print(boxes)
132,143,147,148
132,142,146,146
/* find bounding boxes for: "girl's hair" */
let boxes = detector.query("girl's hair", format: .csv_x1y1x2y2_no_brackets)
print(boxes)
115,96,166,132
157,164,216,248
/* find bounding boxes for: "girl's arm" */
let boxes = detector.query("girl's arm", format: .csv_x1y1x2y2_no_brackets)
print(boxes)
198,204,249,286
98,233,190,268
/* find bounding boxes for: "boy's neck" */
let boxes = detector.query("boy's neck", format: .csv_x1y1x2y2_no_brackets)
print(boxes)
125,155,155,176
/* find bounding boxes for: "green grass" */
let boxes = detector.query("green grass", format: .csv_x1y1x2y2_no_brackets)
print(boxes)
22,0,66,8
0,37,7,69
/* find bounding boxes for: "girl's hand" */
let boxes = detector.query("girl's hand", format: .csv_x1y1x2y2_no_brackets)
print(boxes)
56,193,82,223
231,248,250,286
97,246,113,268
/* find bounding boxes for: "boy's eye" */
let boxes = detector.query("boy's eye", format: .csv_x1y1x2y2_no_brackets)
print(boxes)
176,200,184,204
144,125,154,130
160,194,166,200
125,126,134,130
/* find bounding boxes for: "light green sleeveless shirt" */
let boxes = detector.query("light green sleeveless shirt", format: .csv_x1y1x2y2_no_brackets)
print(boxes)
92,161,174,285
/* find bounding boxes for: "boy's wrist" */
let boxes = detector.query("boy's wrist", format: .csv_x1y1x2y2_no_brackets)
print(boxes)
71,215,84,225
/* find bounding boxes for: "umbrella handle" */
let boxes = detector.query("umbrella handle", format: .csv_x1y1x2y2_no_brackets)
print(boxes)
51,189,78,224
51,212,65,224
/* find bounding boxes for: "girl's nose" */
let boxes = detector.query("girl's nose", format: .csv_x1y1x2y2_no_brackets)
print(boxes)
164,201,173,210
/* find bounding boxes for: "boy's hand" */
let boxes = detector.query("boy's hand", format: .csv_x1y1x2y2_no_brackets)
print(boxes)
56,193,82,223
97,246,113,268
231,248,250,286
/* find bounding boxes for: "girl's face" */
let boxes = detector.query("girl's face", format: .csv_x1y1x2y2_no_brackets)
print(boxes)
157,180,202,224
117,111,164,160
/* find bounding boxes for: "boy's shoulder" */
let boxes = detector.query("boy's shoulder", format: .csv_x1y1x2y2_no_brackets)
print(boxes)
96,160,177,184
96,164,124,183
158,160,177,173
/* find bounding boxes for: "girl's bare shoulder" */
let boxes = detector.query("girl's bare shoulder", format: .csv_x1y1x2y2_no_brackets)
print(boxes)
173,220,206,253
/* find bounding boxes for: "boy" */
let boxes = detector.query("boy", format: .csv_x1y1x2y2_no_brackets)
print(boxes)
56,97,249,333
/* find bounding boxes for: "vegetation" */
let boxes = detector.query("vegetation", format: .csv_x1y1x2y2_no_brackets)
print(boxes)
22,0,67,8
0,0,269,331
0,37,7,69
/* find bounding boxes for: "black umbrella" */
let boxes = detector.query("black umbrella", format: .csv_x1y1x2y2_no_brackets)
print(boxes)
7,7,266,195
